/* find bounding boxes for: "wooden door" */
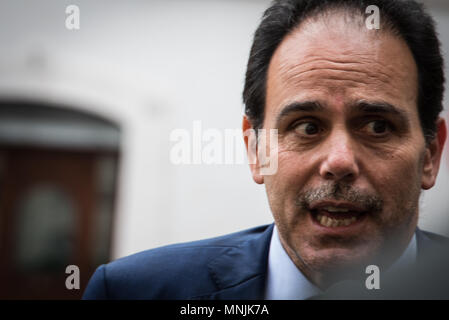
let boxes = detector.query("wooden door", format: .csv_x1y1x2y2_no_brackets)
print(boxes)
0,146,116,299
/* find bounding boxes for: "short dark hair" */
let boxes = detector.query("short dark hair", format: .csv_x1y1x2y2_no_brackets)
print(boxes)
243,0,445,142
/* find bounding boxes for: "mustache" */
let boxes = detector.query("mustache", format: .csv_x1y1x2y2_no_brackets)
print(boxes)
295,182,383,213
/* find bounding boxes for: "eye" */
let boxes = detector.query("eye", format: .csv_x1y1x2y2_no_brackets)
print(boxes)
363,120,391,136
294,121,321,136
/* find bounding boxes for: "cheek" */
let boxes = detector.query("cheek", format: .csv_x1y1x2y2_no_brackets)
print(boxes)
368,146,424,216
264,151,309,216
268,149,310,190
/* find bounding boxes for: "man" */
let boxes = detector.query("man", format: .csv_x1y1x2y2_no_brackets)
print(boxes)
83,0,448,299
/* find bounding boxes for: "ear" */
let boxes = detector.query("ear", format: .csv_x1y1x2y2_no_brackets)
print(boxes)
242,116,264,184
422,118,447,190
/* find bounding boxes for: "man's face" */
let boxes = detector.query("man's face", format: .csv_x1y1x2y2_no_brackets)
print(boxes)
254,14,440,286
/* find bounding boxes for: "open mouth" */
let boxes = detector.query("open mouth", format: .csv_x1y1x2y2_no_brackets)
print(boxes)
310,206,367,228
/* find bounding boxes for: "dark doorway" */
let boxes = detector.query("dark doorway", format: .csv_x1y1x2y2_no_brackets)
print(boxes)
0,102,120,299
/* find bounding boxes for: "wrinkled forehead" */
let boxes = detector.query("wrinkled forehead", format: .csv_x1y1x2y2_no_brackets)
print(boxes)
266,9,418,114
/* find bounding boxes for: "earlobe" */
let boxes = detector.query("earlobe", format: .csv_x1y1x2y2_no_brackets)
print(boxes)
252,170,265,185
242,116,264,184
421,148,434,189
421,118,447,190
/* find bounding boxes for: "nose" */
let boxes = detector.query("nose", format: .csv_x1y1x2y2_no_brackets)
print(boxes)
319,131,360,182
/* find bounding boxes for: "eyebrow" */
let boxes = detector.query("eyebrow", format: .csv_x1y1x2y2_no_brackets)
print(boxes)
350,101,410,126
275,101,324,127
275,100,410,127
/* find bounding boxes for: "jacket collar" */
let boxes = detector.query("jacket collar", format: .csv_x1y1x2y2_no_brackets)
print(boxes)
192,224,274,300
191,225,438,299
415,226,446,264
415,227,428,261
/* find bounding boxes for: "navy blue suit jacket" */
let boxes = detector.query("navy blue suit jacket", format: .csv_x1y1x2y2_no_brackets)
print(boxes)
83,224,449,299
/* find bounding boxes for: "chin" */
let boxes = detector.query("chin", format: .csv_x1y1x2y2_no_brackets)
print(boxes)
298,242,383,282
305,251,372,288
310,246,370,267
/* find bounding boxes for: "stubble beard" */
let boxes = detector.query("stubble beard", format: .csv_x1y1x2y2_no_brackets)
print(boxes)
275,180,420,289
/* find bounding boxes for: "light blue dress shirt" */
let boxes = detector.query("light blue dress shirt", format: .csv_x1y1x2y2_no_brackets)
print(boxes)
264,224,417,299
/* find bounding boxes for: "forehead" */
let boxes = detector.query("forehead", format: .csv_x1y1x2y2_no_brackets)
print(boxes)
265,12,418,116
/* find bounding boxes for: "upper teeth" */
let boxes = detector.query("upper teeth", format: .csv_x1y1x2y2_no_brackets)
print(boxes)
317,214,357,227
323,206,349,213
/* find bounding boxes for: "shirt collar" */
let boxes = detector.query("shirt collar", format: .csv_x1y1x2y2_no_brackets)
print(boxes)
265,224,417,300
265,225,321,300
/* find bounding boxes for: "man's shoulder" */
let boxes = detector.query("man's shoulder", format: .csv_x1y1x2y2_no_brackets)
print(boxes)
391,228,449,299
83,224,273,299
417,228,449,258
419,229,449,246
111,223,272,265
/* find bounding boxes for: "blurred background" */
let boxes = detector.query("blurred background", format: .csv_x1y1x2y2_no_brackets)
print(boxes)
0,0,447,299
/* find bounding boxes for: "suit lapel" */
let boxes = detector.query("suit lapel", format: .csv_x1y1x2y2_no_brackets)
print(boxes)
192,226,445,299
192,224,274,300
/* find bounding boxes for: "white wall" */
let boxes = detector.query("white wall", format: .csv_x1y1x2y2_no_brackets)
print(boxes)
0,0,447,260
